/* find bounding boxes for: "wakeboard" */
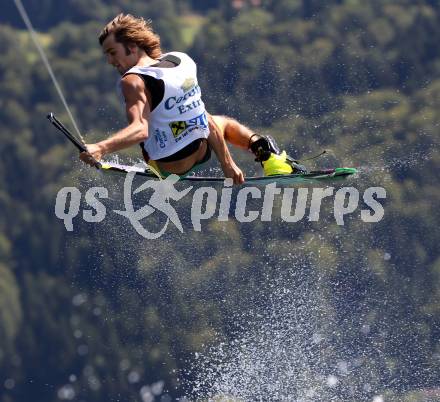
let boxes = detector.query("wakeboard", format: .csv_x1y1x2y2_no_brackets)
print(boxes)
100,161,357,184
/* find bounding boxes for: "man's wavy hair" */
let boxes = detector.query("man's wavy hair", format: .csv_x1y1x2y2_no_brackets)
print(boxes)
99,13,162,59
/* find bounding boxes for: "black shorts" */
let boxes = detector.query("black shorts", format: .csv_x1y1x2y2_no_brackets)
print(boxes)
157,138,210,163
139,138,211,176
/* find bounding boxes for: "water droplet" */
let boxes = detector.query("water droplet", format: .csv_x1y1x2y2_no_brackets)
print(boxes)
326,375,338,387
4,379,15,390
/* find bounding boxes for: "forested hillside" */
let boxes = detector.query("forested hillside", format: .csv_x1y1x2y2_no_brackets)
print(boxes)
0,1,439,401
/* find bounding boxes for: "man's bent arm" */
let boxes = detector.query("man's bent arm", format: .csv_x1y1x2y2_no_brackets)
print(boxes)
207,114,244,184
80,74,150,164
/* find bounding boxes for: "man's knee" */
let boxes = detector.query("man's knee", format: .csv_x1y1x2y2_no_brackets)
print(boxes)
210,115,244,141
215,115,240,136
210,115,230,136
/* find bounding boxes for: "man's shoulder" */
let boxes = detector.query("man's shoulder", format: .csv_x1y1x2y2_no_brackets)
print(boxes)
119,74,146,97
120,73,145,86
163,51,194,63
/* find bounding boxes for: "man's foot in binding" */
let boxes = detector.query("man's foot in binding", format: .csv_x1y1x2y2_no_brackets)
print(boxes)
249,135,307,176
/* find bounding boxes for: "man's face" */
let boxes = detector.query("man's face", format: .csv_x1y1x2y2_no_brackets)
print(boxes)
102,33,136,75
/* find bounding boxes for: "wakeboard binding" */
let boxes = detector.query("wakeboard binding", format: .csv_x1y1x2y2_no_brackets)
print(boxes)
250,135,307,175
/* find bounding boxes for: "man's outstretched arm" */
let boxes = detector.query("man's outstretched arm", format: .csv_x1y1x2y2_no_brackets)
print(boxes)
80,74,150,166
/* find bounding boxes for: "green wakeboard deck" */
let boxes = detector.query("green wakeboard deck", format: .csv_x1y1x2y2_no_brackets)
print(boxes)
100,162,358,184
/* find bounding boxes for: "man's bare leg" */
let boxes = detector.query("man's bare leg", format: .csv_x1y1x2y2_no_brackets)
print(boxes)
210,115,259,150
210,114,305,175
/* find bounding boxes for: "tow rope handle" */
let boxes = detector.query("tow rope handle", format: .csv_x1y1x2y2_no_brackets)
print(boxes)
47,113,101,168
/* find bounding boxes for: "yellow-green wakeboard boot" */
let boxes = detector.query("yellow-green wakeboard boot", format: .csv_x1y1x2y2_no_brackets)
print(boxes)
249,135,307,176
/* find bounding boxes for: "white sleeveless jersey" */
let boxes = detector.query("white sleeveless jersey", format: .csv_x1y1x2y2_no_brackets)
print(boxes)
123,52,209,160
